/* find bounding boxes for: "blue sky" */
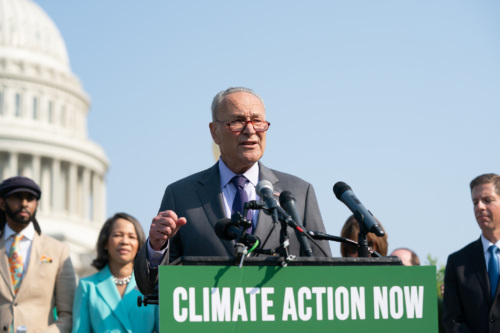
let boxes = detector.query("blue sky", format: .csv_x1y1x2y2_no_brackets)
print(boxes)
35,0,500,267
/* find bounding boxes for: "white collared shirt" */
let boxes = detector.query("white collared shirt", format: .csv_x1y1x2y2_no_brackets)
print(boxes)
4,222,35,278
481,234,500,273
218,158,260,224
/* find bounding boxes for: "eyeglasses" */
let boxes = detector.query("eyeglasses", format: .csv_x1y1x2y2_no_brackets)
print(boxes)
215,119,271,132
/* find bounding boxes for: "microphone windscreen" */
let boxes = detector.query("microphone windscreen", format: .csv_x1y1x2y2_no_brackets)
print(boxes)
279,190,295,207
333,181,352,200
256,180,273,197
214,218,233,240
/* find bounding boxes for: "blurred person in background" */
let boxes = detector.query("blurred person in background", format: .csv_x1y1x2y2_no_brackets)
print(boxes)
72,213,158,333
340,214,388,257
443,173,500,332
390,247,420,266
0,176,75,332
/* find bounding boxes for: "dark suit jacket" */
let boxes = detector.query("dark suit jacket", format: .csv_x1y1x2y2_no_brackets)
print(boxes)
443,237,500,333
135,161,332,294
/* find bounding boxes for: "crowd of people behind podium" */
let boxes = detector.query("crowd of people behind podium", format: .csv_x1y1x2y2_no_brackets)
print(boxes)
0,87,498,332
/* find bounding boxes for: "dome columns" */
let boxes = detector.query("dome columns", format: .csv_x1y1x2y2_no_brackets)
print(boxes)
0,150,106,224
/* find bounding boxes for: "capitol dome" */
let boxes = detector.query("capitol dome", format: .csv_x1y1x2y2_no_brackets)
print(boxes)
0,0,109,276
0,0,71,73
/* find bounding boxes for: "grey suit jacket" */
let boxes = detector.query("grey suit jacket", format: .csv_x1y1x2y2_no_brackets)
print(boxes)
443,237,500,333
0,230,76,333
135,161,332,294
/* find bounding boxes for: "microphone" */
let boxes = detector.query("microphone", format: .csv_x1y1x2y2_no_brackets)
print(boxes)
333,181,385,237
256,180,279,222
306,230,358,246
214,218,259,246
279,191,313,257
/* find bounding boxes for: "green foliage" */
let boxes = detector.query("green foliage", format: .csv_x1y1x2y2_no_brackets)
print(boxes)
426,254,445,299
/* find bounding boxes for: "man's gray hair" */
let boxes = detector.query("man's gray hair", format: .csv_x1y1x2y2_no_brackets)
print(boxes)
211,87,265,121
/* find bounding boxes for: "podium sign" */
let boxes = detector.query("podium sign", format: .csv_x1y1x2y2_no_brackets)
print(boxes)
159,263,438,332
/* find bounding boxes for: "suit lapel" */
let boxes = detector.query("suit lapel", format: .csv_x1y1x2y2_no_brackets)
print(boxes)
96,266,133,332
196,163,234,255
16,232,41,299
197,163,225,227
471,238,492,303
122,274,140,320
0,236,14,298
254,163,280,239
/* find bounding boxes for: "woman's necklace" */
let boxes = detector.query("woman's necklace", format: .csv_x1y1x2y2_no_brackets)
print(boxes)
112,274,131,286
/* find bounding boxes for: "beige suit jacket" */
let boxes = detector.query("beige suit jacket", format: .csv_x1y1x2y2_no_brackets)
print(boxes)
0,231,76,333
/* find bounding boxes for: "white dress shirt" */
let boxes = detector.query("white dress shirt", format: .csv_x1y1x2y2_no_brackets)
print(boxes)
480,234,500,273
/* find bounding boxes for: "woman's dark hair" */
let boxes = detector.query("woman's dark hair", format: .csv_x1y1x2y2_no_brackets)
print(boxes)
340,214,388,257
92,212,146,270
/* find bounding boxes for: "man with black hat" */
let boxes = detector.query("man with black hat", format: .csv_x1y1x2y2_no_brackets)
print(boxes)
0,176,76,332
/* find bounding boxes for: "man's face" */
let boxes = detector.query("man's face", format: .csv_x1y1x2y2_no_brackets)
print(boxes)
472,183,500,236
0,192,38,228
209,92,267,174
391,249,413,266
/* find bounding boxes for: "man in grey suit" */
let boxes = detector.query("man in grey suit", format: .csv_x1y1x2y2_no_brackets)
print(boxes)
443,173,500,332
135,87,331,294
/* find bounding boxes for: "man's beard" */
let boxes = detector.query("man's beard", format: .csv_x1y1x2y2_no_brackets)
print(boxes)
4,203,36,225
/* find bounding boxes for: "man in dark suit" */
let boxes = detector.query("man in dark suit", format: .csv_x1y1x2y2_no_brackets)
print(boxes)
443,173,500,332
135,87,331,294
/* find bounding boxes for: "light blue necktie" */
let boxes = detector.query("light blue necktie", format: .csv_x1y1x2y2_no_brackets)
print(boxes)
488,245,499,299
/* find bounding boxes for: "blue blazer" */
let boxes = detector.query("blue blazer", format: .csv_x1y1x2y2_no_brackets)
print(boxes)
72,265,158,333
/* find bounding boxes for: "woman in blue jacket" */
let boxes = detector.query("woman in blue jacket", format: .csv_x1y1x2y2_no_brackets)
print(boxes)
72,213,158,333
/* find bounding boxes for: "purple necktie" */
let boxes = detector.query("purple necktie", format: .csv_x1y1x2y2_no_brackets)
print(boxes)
231,175,253,233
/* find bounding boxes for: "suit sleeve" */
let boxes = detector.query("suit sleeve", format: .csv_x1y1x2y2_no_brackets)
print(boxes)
48,243,76,333
72,280,92,333
442,254,471,333
303,183,332,257
134,243,169,295
159,185,183,262
135,185,175,295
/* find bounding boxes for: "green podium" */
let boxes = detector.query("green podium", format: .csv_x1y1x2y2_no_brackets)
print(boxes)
158,257,438,332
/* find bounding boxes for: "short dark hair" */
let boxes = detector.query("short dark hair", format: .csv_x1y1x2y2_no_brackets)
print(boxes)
470,173,500,195
92,212,146,270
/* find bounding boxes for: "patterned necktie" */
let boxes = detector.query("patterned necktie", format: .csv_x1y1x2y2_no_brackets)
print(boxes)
8,234,24,294
488,245,499,299
231,175,253,233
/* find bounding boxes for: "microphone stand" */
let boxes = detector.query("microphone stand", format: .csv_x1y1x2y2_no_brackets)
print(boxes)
306,230,382,258
137,293,159,307
354,211,370,257
244,201,296,266
229,211,258,268
242,201,343,263
260,203,297,266
276,212,294,266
